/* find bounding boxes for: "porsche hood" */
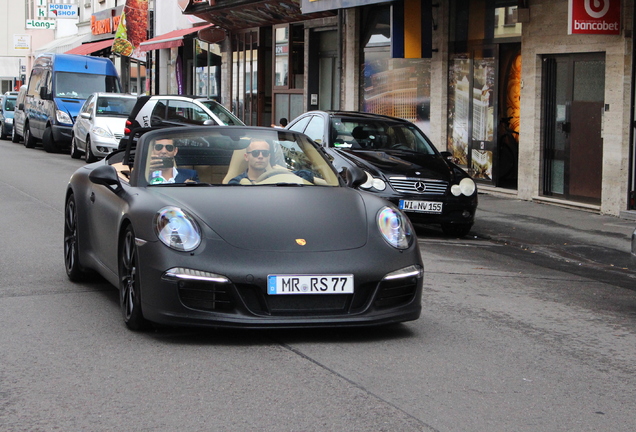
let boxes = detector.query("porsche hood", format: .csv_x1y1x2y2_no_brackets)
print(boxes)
155,187,370,252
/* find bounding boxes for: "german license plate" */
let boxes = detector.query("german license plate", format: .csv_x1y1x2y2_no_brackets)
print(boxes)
399,199,443,214
267,275,354,295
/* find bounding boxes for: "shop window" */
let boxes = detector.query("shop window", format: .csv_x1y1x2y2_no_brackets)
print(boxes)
274,24,304,90
360,4,431,134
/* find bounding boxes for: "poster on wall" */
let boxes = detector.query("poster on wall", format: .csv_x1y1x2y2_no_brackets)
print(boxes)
470,57,495,181
112,0,148,61
446,56,470,166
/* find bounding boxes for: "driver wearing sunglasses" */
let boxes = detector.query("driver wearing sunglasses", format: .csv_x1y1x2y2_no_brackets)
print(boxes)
148,138,199,184
228,138,274,185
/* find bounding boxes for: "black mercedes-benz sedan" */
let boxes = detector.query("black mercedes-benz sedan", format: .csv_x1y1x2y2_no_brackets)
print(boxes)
287,111,478,237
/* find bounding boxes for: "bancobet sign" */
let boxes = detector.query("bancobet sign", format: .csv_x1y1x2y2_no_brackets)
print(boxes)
568,0,621,35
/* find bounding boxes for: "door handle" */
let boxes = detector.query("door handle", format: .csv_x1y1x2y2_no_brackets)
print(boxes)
90,192,95,203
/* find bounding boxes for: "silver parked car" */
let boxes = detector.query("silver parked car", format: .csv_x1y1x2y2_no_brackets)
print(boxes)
11,86,27,144
71,93,137,162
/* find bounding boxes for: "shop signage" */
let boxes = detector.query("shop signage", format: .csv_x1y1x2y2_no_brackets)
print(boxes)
48,4,78,19
26,19,56,30
568,0,621,35
91,6,123,36
14,35,31,50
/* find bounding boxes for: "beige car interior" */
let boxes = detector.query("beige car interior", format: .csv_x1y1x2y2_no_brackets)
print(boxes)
111,137,337,186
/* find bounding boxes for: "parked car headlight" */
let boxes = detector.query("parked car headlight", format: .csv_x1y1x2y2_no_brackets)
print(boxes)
154,207,201,252
92,126,113,138
377,206,413,250
360,171,386,191
451,178,476,197
56,109,72,124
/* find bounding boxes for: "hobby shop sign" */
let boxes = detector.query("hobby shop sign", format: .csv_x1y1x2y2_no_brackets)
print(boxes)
568,0,621,35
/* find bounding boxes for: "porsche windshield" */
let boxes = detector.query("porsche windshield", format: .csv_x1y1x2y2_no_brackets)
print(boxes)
331,118,437,154
142,128,341,187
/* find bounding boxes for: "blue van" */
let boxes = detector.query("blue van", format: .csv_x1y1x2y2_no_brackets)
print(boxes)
23,53,122,152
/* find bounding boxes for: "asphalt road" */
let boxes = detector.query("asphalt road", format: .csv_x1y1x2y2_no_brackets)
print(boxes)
1,139,635,431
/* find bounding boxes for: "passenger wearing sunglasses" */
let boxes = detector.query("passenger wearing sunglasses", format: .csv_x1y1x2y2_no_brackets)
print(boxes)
148,138,199,184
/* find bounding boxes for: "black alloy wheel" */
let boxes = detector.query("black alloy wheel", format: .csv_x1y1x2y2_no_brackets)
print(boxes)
119,225,148,330
64,194,89,281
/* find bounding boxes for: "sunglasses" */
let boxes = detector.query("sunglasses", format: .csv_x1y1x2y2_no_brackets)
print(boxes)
247,149,270,157
154,143,175,152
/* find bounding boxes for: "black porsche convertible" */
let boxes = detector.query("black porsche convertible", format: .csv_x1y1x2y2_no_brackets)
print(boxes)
64,126,424,330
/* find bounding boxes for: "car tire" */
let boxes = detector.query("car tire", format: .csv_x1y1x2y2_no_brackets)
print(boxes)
70,135,81,159
119,225,149,331
64,193,92,282
24,122,35,148
441,222,473,238
0,123,7,140
11,126,20,143
85,136,97,163
42,126,58,153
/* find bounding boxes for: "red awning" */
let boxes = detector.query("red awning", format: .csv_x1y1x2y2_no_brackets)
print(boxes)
138,24,212,52
65,39,114,55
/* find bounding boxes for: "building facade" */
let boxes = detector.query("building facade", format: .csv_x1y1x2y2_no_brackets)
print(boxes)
169,0,636,219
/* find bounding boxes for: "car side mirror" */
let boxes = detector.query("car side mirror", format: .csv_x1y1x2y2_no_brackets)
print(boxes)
80,112,91,119
18,103,24,110
39,87,51,100
202,119,215,126
341,165,366,188
440,151,453,161
89,165,122,192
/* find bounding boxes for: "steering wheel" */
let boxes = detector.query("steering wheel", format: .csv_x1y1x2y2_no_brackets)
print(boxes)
255,168,292,182
254,169,311,185
390,143,411,150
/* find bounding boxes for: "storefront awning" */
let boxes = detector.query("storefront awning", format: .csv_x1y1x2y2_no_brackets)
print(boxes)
35,33,91,55
179,0,335,31
138,24,213,51
65,39,114,55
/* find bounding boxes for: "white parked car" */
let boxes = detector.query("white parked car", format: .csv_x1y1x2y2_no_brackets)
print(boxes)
71,93,137,162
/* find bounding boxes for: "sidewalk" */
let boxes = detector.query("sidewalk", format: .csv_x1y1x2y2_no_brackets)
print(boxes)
470,192,636,272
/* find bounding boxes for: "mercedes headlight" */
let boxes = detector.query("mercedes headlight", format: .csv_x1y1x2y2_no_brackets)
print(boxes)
377,206,413,250
154,207,201,252
56,109,72,124
451,177,476,197
92,126,113,138
360,171,386,191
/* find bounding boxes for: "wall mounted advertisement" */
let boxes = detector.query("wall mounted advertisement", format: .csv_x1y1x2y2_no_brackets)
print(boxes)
568,0,620,35
471,57,495,181
447,56,471,167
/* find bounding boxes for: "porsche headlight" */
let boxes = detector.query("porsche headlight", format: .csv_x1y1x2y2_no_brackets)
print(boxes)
360,171,386,191
377,206,413,250
451,177,476,197
56,109,72,124
154,207,201,252
92,126,113,138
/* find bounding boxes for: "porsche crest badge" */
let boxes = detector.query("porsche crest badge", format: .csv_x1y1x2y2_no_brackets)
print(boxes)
295,239,307,246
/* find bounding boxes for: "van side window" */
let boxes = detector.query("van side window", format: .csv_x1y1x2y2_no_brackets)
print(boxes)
27,69,43,97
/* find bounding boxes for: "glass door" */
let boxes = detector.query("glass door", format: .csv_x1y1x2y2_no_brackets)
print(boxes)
542,53,605,204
